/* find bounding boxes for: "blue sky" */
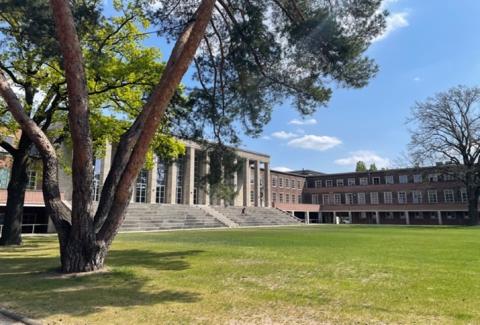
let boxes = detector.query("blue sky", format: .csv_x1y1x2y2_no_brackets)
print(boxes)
107,0,480,173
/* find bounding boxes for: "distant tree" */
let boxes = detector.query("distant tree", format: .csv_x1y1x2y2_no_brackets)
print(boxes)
356,161,367,172
369,163,378,171
408,86,480,225
0,0,387,272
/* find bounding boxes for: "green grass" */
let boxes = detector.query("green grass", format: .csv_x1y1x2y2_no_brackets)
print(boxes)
1,225,480,324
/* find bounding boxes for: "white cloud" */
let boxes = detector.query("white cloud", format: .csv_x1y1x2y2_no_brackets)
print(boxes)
335,150,390,168
373,11,409,42
272,131,298,139
261,135,271,140
413,76,421,82
272,166,293,172
287,135,342,151
289,118,317,126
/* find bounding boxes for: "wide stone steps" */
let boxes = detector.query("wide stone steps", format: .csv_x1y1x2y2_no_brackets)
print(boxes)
211,206,300,227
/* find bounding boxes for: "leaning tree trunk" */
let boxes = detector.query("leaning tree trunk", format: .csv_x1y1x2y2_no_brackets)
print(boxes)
467,189,479,226
0,135,31,246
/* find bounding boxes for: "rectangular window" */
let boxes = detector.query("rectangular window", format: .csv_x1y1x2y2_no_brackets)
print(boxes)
385,176,394,184
345,193,354,205
370,192,379,204
443,173,455,181
358,192,366,205
444,189,455,203
322,194,330,205
398,191,407,204
461,188,468,203
250,190,255,203
428,174,438,182
413,174,422,183
286,194,290,203
298,195,302,204
135,169,148,203
272,177,277,187
399,175,408,184
272,193,277,202
315,180,322,188
334,193,342,205
279,177,283,188
428,190,438,203
383,192,393,204
347,178,356,186
412,191,423,204
279,193,284,203
312,194,319,204
285,179,290,188
336,179,344,187
291,179,295,189
292,194,296,203
326,180,333,187
27,170,37,190
297,180,301,188
373,177,380,185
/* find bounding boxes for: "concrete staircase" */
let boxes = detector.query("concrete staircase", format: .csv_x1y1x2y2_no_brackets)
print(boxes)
211,206,301,227
119,203,227,231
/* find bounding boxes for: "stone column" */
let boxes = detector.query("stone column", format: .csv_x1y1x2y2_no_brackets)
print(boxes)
202,152,210,205
319,212,323,224
405,211,410,225
263,162,271,207
375,211,380,224
243,159,251,207
333,211,338,224
254,160,260,207
305,211,310,224
100,142,112,184
437,211,443,225
232,159,238,206
147,157,158,203
166,162,177,204
184,146,195,205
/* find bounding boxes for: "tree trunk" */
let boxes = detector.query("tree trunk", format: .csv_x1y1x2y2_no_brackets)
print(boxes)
0,134,31,246
61,240,107,273
467,190,479,226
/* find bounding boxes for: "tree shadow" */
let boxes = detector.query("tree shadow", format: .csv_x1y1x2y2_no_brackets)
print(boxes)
0,249,204,320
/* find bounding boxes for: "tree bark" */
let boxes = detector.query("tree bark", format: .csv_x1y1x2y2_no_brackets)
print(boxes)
0,133,31,245
467,188,479,225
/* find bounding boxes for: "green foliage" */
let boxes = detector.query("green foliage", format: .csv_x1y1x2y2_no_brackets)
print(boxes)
369,163,378,171
355,161,367,172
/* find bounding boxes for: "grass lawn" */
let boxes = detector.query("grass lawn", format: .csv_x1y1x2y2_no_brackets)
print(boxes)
1,225,480,324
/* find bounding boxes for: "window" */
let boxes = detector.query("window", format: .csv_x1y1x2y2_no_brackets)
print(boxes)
345,193,354,205
383,192,393,204
413,174,422,183
385,176,394,184
135,169,148,203
428,174,438,182
428,190,438,203
272,193,277,202
298,195,302,204
312,194,319,204
322,194,330,205
326,180,333,187
370,192,379,204
347,178,356,186
291,179,295,189
359,177,368,186
443,173,455,181
461,188,468,203
285,179,290,188
444,189,455,203
373,177,380,185
272,177,277,187
279,177,283,188
292,194,296,203
358,192,366,205
398,191,407,204
279,193,284,203
285,194,290,203
250,190,255,203
412,191,423,204
27,170,37,190
315,180,322,188
156,159,167,204
297,180,301,188
336,179,344,187
399,175,408,184
334,193,342,205
0,168,10,189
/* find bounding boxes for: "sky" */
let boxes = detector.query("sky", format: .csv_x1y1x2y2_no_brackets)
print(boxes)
107,0,480,173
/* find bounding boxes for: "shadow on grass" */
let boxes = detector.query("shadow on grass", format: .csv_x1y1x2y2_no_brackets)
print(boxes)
0,248,204,319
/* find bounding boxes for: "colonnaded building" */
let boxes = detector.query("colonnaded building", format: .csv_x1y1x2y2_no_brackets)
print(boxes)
0,138,475,234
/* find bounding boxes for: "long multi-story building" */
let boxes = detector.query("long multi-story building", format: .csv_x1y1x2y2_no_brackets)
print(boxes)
0,138,476,234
